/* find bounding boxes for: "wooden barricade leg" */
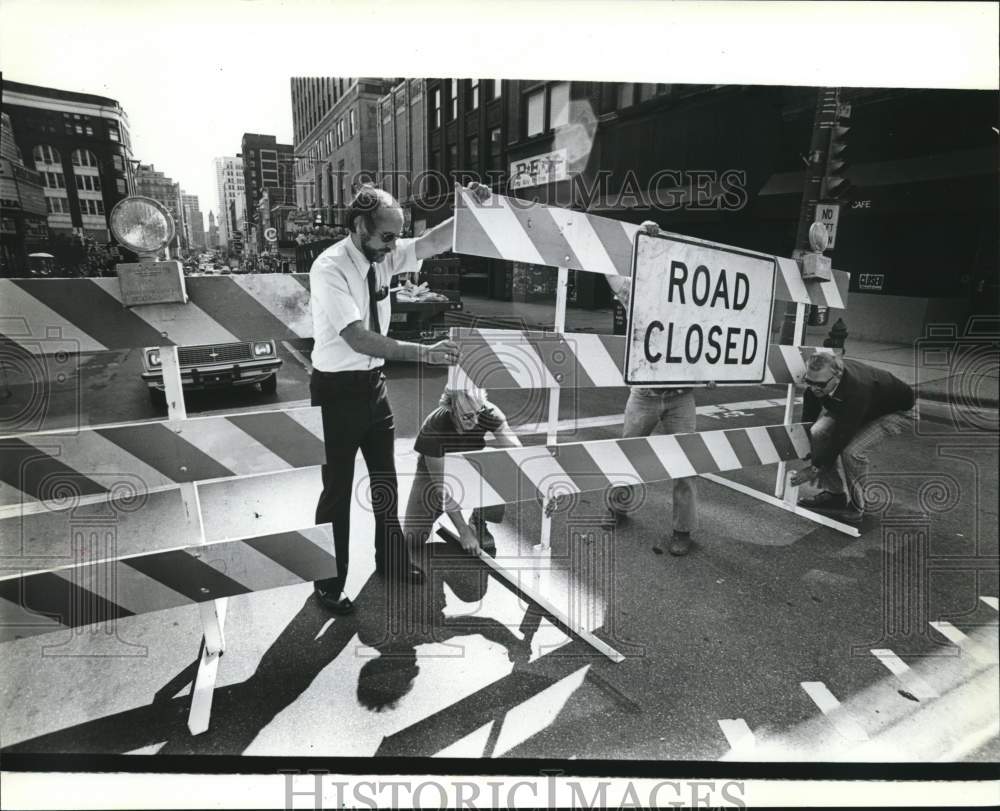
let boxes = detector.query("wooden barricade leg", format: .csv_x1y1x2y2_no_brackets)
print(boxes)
536,267,569,598
160,345,229,735
775,303,806,499
437,527,624,663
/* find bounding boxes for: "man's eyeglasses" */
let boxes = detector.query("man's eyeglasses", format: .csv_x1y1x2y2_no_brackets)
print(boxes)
376,231,400,243
803,375,837,391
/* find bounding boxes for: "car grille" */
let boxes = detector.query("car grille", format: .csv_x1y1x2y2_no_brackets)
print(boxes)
178,343,253,365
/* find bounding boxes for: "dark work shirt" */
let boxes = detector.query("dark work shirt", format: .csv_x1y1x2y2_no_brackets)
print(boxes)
802,358,914,467
414,404,506,458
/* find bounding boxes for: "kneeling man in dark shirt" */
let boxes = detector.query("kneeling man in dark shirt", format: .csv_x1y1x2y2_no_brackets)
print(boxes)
792,354,915,522
403,386,521,557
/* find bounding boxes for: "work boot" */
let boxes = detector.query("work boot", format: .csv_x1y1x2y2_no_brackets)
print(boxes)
797,491,848,510
668,531,693,556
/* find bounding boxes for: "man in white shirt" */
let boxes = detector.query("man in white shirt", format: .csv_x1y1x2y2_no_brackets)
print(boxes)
309,181,490,615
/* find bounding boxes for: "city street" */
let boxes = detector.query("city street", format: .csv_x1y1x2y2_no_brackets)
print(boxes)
1,347,996,761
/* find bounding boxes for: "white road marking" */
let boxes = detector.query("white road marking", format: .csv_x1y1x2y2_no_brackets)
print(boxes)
929,621,997,664
280,340,312,373
718,718,755,753
800,681,870,742
870,649,939,700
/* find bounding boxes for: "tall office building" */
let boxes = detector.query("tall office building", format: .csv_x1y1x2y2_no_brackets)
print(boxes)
240,133,295,253
213,155,244,250
181,192,205,252
291,77,353,210
3,79,136,241
207,210,218,250
134,163,184,253
1,111,49,274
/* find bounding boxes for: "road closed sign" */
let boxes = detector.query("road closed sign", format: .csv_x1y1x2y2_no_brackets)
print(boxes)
624,233,777,385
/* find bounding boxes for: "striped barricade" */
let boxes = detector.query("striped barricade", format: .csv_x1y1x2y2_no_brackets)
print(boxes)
442,423,810,510
1,406,324,510
448,327,830,391
0,525,337,643
0,273,314,355
453,185,849,308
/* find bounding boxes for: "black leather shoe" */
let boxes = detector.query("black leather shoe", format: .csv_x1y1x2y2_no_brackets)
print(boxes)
798,490,848,510
314,587,354,615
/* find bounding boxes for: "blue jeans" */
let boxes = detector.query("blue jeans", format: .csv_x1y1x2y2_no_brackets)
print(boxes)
609,387,698,533
810,408,916,510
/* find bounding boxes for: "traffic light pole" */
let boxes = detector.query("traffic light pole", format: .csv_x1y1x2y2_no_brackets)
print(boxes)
778,87,845,345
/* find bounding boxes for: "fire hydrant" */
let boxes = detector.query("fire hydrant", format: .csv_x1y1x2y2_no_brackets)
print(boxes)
823,318,848,354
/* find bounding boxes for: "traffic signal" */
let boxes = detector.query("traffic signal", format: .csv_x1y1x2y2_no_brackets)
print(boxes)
821,106,852,201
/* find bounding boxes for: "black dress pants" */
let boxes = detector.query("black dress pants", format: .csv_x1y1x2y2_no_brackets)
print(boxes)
311,368,403,597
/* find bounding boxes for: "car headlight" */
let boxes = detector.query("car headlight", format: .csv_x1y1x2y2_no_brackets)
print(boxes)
253,341,273,356
146,348,161,367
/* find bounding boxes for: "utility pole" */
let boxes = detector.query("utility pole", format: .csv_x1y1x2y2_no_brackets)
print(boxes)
779,88,851,345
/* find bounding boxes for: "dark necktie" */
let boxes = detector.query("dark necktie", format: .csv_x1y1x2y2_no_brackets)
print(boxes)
366,263,381,334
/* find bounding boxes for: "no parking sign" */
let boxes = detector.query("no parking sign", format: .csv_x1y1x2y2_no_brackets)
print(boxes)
624,233,777,385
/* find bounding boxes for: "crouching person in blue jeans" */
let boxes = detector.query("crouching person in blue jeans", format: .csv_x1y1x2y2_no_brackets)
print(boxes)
402,386,521,560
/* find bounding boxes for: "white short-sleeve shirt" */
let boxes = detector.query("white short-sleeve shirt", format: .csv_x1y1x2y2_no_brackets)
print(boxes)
309,236,423,372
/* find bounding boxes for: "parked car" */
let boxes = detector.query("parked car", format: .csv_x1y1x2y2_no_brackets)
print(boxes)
141,339,282,407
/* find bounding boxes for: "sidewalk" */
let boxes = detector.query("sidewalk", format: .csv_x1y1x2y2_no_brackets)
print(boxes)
448,294,1000,409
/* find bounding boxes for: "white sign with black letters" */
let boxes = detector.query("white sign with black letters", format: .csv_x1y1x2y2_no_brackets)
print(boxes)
624,233,776,385
814,203,840,248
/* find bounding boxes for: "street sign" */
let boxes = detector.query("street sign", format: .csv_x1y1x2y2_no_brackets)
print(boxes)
814,203,840,248
624,233,777,385
509,148,568,190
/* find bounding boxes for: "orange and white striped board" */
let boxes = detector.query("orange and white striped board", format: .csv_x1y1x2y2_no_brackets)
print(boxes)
0,406,324,510
447,327,830,391
453,185,849,308
0,273,314,356
0,524,336,642
442,422,811,509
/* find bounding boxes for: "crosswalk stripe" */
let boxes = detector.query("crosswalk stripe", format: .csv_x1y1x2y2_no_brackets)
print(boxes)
718,718,756,753
929,620,997,664
869,649,940,700
800,681,870,742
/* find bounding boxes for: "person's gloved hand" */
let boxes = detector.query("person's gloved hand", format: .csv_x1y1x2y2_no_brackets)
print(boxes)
467,181,491,203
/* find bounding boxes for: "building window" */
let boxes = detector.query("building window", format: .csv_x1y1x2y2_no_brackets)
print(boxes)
432,88,442,128
112,155,124,171
42,171,66,189
526,88,545,136
467,135,479,168
488,127,502,170
492,79,502,100
33,144,61,166
76,175,102,192
638,83,658,103
550,81,569,128
449,79,458,120
72,149,100,167
116,179,127,194
447,143,458,176
469,79,480,110
349,108,356,137
46,196,69,214
85,125,94,136
80,198,105,216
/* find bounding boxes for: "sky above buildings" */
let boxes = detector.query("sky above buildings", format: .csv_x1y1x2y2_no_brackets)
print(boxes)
1,1,994,223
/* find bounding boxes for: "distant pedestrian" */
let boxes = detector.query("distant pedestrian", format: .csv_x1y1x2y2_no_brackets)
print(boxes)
604,220,701,556
791,354,915,523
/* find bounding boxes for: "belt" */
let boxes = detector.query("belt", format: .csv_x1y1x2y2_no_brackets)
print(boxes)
313,367,384,381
